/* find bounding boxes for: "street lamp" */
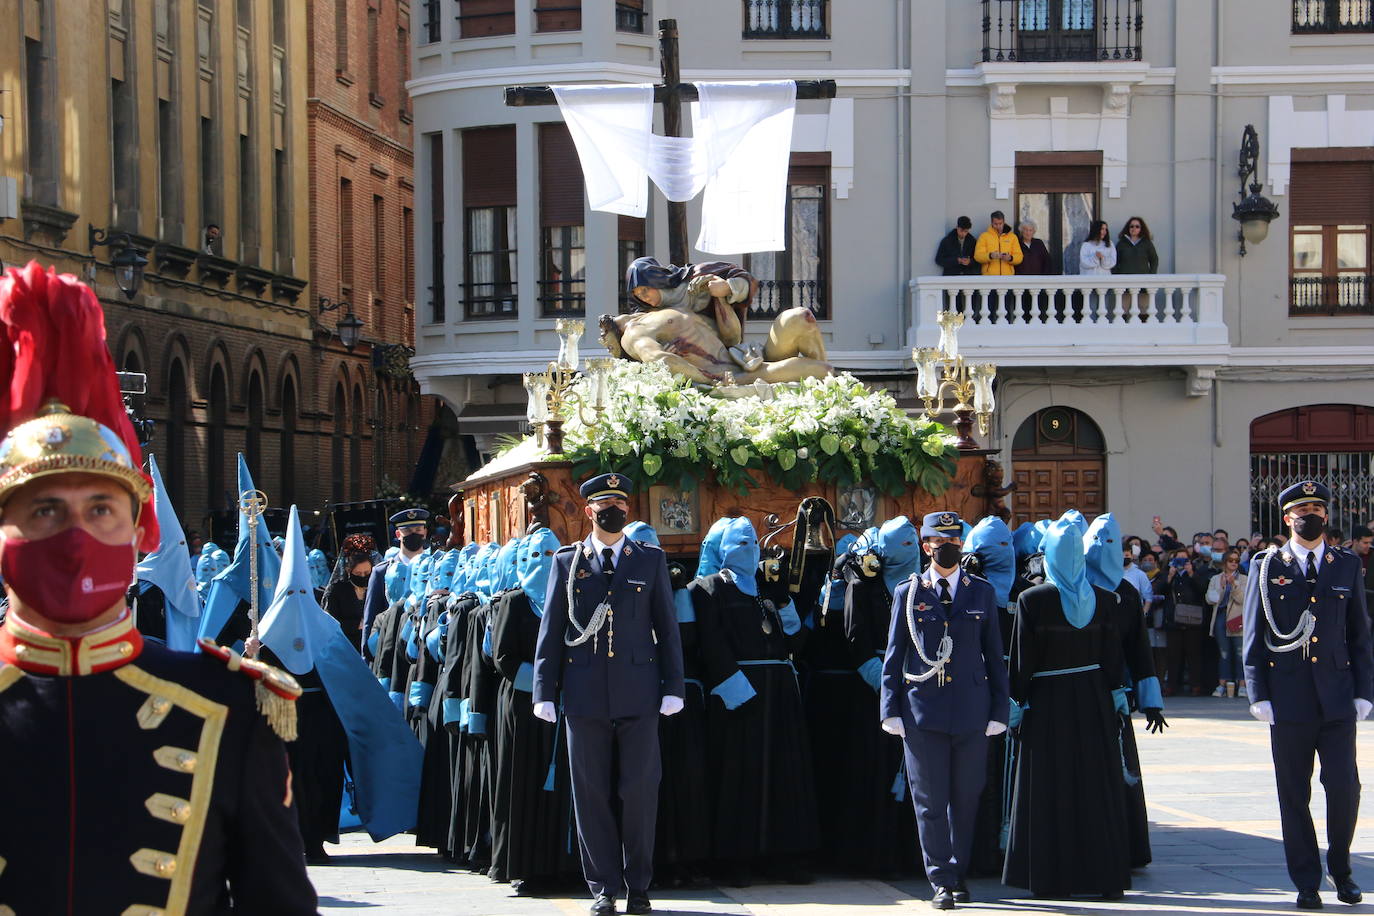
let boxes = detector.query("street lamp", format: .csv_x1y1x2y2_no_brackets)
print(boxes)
912,310,998,451
522,318,614,454
318,296,365,351
88,224,148,299
1232,124,1280,257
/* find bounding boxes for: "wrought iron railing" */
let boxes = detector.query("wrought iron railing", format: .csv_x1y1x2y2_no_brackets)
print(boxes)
750,279,827,319
463,281,517,319
616,1,646,33
1290,275,1373,315
743,0,828,39
538,281,585,317
1292,0,1374,32
456,1,515,38
982,0,1142,62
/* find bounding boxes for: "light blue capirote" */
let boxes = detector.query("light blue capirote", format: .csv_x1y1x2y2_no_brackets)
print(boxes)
1042,518,1096,629
134,454,201,652
964,516,1016,608
1084,513,1164,711
519,528,562,618
198,454,283,645
875,516,921,594
258,506,424,841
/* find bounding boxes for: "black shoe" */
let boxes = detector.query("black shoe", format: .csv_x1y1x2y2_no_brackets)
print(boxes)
626,890,652,915
304,844,330,864
590,894,616,916
931,886,956,910
952,881,970,903
1297,889,1323,910
1329,875,1362,905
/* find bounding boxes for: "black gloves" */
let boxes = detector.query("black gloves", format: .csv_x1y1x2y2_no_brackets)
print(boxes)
1143,707,1168,734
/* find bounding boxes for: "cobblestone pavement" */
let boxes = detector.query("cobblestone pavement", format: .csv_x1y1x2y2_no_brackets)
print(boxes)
310,697,1374,914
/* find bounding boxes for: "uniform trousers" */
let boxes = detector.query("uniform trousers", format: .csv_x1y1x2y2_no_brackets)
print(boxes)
566,713,661,897
901,720,989,889
1270,717,1360,892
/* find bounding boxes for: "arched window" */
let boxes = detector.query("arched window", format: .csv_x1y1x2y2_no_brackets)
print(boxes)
281,377,298,507
246,372,265,483
332,382,347,503
208,364,228,511
373,381,387,486
166,359,188,512
351,382,364,500
1010,406,1106,523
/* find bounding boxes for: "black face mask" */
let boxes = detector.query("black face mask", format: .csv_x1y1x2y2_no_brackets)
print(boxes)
350,573,371,587
595,506,628,535
1292,513,1326,542
931,542,962,571
401,533,426,552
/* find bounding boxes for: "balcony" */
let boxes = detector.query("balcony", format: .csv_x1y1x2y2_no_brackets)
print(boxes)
1292,0,1374,33
743,0,827,40
1291,275,1373,316
616,1,645,33
982,0,1142,63
908,274,1227,367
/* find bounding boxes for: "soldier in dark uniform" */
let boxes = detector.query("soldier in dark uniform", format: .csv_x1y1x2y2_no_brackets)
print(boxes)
881,511,1010,910
532,474,686,916
1243,481,1373,910
361,508,430,659
0,261,317,914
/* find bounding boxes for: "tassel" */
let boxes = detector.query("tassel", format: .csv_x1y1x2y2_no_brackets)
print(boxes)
256,680,298,742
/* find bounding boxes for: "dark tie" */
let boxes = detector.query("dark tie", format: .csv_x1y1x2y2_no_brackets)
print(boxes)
938,578,953,610
1305,553,1317,584
602,547,616,584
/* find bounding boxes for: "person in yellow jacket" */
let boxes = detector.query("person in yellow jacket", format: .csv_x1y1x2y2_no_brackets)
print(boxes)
973,211,1023,276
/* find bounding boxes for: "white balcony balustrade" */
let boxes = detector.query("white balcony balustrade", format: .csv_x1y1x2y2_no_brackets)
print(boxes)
908,274,1228,367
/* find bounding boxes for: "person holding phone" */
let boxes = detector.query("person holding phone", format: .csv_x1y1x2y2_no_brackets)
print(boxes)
1165,547,1208,696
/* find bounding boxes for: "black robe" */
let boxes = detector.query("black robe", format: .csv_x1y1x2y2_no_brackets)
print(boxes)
655,584,711,871
436,592,480,863
413,592,454,851
1003,583,1132,898
1113,579,1158,869
489,588,579,882
448,599,498,872
690,572,819,861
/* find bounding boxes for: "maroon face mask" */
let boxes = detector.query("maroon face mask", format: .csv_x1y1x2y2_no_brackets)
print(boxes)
1,526,135,624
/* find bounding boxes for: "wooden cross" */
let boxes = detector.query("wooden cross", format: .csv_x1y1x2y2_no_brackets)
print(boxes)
504,18,836,266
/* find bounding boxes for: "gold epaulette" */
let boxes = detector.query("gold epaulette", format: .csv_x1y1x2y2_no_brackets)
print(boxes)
196,638,301,741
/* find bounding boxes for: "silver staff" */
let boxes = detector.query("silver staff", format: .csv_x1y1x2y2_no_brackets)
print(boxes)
239,488,268,653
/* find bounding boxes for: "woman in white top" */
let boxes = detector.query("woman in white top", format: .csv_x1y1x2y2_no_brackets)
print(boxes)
1079,220,1116,275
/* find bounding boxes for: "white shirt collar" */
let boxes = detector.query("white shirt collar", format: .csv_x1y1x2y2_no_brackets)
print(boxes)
926,566,960,600
1288,538,1325,569
590,534,625,563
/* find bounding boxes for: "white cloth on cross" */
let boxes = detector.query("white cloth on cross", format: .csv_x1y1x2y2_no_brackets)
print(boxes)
552,80,797,254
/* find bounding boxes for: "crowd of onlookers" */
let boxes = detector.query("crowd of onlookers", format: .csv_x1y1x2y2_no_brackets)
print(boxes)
1119,520,1374,699
936,211,1160,278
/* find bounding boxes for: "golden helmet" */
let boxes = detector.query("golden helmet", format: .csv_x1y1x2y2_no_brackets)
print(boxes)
0,399,152,506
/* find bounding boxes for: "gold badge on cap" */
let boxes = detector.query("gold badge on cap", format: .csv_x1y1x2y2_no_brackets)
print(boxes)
939,513,956,528
1302,482,1317,496
607,474,621,489
41,424,72,450
407,509,419,520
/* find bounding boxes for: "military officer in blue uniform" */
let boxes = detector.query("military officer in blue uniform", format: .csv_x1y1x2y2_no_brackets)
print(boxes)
881,511,1010,910
1244,481,1373,910
532,473,686,916
362,507,430,658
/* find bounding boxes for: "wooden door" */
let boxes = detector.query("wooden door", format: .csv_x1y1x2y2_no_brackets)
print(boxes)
1012,459,1105,525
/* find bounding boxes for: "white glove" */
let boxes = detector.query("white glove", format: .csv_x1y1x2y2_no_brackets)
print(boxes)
533,701,557,723
659,696,684,717
881,716,906,737
1356,698,1373,721
985,720,1008,737
1249,700,1275,724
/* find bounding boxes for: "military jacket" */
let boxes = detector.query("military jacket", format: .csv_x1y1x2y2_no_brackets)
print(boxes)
0,613,317,915
880,571,1010,735
532,537,685,719
1242,545,1374,722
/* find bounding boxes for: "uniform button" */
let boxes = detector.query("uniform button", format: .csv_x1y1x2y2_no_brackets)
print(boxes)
1311,636,1319,643
13,645,26,656
119,643,133,656
1311,656,1319,663
1269,661,1276,667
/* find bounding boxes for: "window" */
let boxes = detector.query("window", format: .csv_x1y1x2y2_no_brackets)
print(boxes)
373,194,385,293
367,4,381,103
426,133,445,322
616,0,645,33
1289,156,1373,316
111,77,139,227
422,0,441,42
539,123,585,317
166,360,188,511
536,0,581,33
239,134,259,263
332,384,347,503
351,383,364,500
618,215,646,313
159,100,182,234
157,0,174,44
25,27,58,205
208,365,228,511
745,153,829,319
462,126,517,319
339,177,354,296
397,24,410,118
334,0,349,72
1015,154,1101,274
457,0,515,38
200,116,222,234
274,149,291,268
1293,0,1374,32
403,205,415,303
272,0,286,39
743,0,827,39
246,372,264,482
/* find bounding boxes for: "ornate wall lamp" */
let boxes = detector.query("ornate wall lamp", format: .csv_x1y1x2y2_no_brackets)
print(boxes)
88,224,148,299
1232,124,1281,257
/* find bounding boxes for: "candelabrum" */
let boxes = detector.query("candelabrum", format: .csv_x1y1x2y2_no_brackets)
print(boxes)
911,310,997,450
523,318,615,454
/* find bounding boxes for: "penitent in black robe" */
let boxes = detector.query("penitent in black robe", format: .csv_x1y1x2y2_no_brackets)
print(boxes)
489,588,579,884
1003,583,1131,898
413,593,455,852
1113,579,1158,869
655,583,711,873
690,572,819,862
435,592,479,863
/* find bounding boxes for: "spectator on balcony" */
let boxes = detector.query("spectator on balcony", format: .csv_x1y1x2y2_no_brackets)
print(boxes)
1079,220,1116,276
1014,220,1055,275
1113,217,1159,275
974,211,1023,276
935,216,978,276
